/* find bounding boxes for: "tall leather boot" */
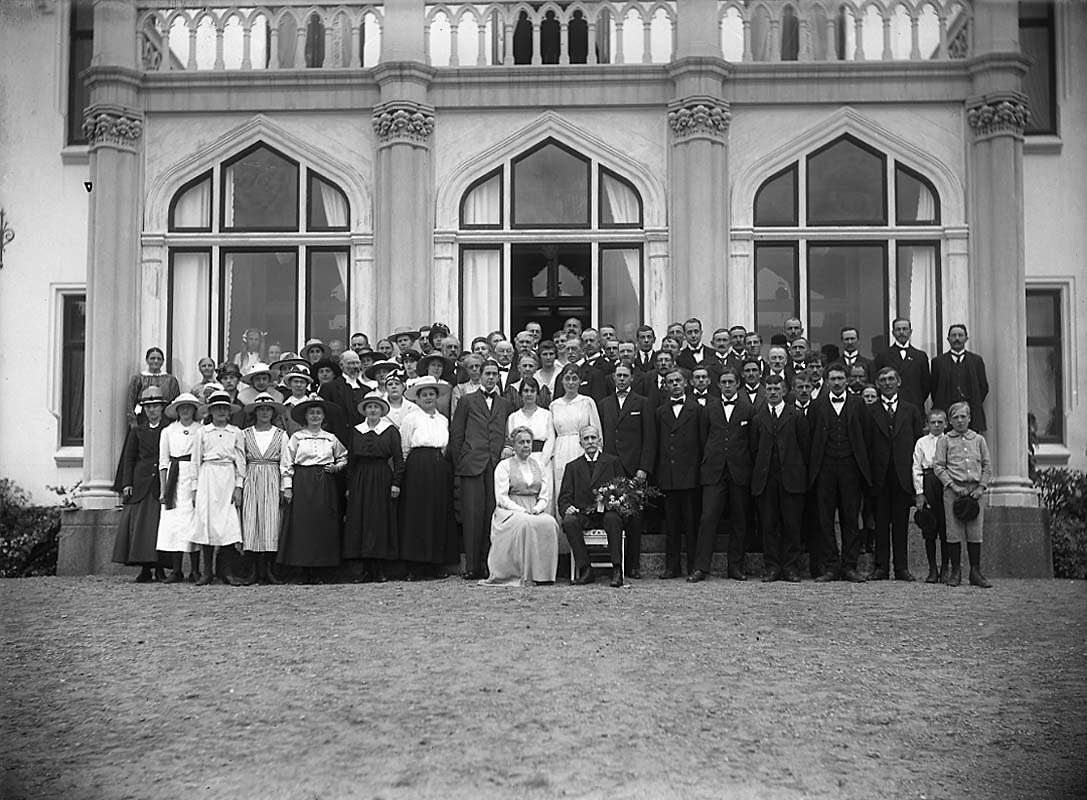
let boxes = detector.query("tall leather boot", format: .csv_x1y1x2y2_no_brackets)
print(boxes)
967,542,992,588
924,540,939,583
946,543,962,587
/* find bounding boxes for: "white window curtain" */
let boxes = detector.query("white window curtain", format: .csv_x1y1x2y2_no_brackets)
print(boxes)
170,251,210,389
601,173,639,225
600,248,641,340
899,243,938,358
462,249,502,344
462,174,501,226
316,180,349,299
172,177,211,229
223,165,236,227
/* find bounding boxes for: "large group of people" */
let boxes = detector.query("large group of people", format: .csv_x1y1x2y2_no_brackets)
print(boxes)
111,313,996,590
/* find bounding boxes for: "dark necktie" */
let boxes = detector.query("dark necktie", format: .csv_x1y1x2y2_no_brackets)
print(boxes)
483,392,496,401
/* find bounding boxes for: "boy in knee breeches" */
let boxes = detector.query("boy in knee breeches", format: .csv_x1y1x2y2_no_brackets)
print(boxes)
932,402,993,588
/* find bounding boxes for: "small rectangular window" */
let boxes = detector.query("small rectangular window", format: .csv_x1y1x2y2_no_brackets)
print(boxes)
61,294,87,446
307,249,349,348
1026,288,1063,442
1019,1,1058,135
67,0,94,145
754,243,799,334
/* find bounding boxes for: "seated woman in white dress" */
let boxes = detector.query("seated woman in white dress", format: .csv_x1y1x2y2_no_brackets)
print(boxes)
481,426,560,587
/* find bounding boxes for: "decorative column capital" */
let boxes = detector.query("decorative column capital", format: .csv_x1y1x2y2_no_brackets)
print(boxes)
966,93,1031,141
82,107,144,153
667,96,731,143
372,101,435,149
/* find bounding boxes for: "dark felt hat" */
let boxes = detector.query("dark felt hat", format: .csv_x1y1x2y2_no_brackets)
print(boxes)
913,506,938,534
952,495,981,522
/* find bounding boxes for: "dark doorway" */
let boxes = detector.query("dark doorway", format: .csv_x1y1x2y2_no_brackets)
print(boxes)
511,243,591,339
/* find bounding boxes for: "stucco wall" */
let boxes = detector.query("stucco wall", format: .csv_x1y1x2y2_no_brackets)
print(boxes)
0,3,89,502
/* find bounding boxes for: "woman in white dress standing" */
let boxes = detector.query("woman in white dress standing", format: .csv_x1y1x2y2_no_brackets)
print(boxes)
549,364,602,521
190,390,246,586
480,426,560,587
157,392,203,582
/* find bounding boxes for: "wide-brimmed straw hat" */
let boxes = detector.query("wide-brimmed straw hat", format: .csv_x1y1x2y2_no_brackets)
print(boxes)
357,392,391,417
240,363,272,385
404,375,452,402
281,364,314,386
302,338,330,359
399,349,422,363
364,359,399,380
138,386,167,406
270,353,309,373
204,390,238,412
289,395,333,426
165,392,202,419
243,392,287,417
388,326,420,343
418,353,456,381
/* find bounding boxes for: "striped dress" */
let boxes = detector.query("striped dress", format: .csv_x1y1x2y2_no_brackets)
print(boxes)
242,426,286,552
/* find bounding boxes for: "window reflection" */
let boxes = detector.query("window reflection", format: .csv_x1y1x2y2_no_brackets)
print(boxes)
222,145,299,230
512,142,590,227
807,244,886,350
807,137,886,225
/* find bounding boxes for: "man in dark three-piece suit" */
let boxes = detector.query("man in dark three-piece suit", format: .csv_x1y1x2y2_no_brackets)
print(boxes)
597,363,656,578
750,374,810,582
655,369,703,578
449,361,511,580
930,323,989,432
868,366,925,581
559,427,625,588
872,317,931,409
690,367,756,582
807,363,872,583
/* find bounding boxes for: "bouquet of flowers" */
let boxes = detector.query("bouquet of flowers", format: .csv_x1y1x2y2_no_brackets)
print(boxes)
584,476,661,518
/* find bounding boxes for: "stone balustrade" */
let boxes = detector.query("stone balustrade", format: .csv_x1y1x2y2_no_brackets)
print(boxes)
135,0,969,71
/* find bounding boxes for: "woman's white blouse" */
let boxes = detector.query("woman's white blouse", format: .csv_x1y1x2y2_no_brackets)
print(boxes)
400,410,449,459
281,429,348,489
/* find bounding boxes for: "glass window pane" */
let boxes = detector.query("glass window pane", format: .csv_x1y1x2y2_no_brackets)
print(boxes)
170,251,211,390
1026,291,1056,337
512,143,589,227
808,244,886,354
755,244,798,333
462,249,503,346
170,175,212,230
308,250,348,351
461,172,502,227
61,295,86,446
754,165,798,226
308,173,349,230
600,171,642,226
221,252,297,364
895,166,939,224
807,137,886,225
896,244,939,359
1027,344,1061,440
600,248,641,340
1020,23,1055,134
222,146,299,230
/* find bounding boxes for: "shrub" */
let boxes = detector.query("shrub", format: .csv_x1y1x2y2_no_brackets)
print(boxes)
1035,468,1087,580
0,480,79,578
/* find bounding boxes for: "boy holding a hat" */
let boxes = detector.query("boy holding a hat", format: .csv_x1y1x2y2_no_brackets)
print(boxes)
932,401,993,588
913,409,950,583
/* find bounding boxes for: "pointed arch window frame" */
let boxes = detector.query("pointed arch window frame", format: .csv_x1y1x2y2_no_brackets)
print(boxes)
893,162,941,226
459,167,504,230
219,141,301,233
510,137,592,230
598,166,644,229
307,168,352,232
805,133,888,227
753,163,799,228
168,170,214,233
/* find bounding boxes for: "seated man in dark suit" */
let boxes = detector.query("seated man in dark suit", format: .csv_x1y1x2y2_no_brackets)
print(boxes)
559,426,625,588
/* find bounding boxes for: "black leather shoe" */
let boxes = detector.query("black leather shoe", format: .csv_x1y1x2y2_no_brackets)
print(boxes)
782,569,802,583
659,569,679,579
843,569,867,583
166,570,184,584
894,569,916,582
573,566,595,585
868,568,889,581
947,566,962,587
925,567,940,583
727,568,747,581
813,571,838,583
968,568,992,588
610,567,624,588
462,570,478,580
628,569,642,579
687,570,708,583
760,570,780,583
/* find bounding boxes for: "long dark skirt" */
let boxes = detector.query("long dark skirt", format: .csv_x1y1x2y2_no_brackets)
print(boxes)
343,458,397,560
278,465,342,568
112,493,164,566
399,447,457,564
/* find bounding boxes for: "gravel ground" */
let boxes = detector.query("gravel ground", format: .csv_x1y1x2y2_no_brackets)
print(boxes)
1,575,1085,800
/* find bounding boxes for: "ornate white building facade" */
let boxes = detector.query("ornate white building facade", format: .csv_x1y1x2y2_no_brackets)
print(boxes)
0,0,1081,572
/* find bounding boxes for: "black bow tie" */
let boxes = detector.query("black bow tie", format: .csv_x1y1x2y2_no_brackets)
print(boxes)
831,395,845,403
722,399,736,407
694,392,707,398
498,366,510,372
483,392,496,400
671,399,685,407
